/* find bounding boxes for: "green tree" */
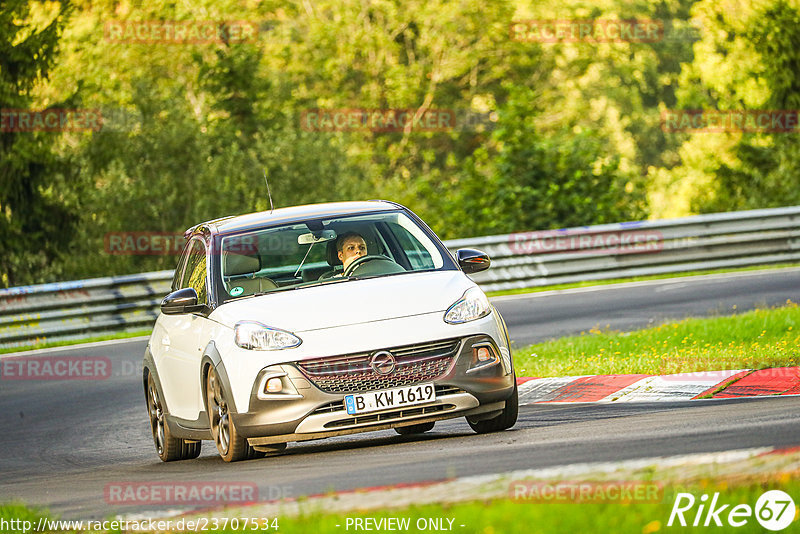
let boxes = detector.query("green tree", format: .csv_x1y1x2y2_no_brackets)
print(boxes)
695,0,800,213
0,0,73,287
655,0,800,215
4,0,716,283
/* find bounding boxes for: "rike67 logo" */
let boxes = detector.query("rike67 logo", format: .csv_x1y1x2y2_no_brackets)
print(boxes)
668,490,797,531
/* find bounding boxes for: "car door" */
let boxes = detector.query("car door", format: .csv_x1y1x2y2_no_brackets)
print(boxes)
155,237,214,422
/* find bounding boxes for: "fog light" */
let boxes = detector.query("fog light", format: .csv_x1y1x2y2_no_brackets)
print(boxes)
467,344,501,375
265,377,283,393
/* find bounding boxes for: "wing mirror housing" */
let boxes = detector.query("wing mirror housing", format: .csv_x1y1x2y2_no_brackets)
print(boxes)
456,249,491,274
161,288,207,315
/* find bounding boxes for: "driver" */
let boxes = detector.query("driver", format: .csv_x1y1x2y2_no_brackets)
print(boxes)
337,232,367,272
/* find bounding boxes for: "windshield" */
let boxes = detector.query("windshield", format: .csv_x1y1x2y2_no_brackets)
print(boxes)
213,210,453,303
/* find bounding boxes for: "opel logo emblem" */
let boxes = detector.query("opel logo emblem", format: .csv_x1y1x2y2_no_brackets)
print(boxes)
370,351,396,375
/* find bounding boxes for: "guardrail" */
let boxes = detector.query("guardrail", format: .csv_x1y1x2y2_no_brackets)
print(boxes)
458,205,800,292
0,271,174,349
2,206,799,349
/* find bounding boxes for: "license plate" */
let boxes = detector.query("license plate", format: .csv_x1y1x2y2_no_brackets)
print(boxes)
345,383,436,415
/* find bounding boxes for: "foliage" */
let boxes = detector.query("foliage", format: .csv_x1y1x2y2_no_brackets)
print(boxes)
0,0,74,287
2,0,799,285
651,0,800,217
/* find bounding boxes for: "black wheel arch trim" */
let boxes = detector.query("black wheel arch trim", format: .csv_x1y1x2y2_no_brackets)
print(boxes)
143,344,214,440
142,347,189,438
200,341,238,415
493,309,515,377
163,414,212,440
142,346,165,413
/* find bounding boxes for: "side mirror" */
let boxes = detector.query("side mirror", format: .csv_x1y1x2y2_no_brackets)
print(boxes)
161,288,206,315
456,248,491,274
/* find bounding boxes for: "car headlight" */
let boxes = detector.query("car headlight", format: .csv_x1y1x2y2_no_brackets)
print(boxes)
234,321,302,350
444,287,491,324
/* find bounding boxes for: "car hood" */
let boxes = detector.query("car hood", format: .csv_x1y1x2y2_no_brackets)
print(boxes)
210,270,475,333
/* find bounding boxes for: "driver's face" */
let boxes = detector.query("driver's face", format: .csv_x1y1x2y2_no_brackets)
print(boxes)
338,236,367,271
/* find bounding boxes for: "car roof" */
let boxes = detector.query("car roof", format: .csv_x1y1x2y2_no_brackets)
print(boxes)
186,200,405,237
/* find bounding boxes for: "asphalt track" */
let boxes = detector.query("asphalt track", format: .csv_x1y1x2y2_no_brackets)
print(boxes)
1,268,799,520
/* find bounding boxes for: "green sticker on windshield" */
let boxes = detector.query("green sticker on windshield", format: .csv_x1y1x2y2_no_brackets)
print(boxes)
230,286,244,296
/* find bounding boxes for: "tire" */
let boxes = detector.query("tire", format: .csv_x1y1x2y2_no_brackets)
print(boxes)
467,381,518,434
205,367,264,462
394,421,435,435
147,373,201,462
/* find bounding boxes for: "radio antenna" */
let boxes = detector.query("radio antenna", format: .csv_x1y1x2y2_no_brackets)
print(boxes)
264,169,274,213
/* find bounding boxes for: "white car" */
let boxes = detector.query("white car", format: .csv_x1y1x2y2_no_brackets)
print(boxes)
143,200,517,462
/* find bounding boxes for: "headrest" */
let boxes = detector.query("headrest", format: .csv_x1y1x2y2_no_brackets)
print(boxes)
225,253,260,276
326,240,341,267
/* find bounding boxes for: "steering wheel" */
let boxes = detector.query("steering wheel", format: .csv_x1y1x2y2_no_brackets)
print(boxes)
343,254,400,277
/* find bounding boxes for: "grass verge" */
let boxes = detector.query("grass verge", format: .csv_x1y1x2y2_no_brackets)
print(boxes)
3,477,798,533
486,263,800,298
273,479,799,534
0,330,151,355
0,503,51,532
260,479,800,534
512,301,800,377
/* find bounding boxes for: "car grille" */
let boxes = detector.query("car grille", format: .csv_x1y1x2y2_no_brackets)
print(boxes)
296,339,461,394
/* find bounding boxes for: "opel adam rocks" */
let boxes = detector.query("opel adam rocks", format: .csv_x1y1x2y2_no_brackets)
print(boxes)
143,201,517,462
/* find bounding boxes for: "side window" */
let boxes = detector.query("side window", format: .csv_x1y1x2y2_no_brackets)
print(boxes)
171,240,191,291
182,239,209,304
388,223,434,270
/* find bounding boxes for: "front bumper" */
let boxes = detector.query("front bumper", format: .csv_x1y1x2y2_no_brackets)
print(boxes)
231,334,514,444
